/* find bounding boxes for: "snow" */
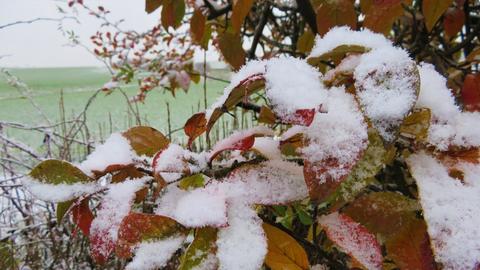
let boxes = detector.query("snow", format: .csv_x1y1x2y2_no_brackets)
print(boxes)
216,200,267,270
126,235,186,270
265,56,327,118
354,46,418,141
90,178,147,258
207,60,266,120
191,253,218,270
22,177,102,202
78,133,136,176
209,160,308,205
209,126,274,160
301,87,368,183
156,159,307,227
156,185,228,227
416,63,459,121
252,137,282,160
415,63,480,150
309,26,391,58
319,212,382,270
324,54,361,82
407,152,480,270
154,144,208,179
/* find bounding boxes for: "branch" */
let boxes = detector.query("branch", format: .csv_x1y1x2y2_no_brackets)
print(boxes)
0,16,76,30
248,2,271,59
296,0,318,34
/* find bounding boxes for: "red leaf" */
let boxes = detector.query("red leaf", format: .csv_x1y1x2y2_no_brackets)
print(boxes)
184,112,207,148
461,74,480,112
282,109,316,126
71,198,94,237
443,6,465,38
209,135,255,162
319,212,383,270
209,127,274,162
116,213,185,258
90,232,115,264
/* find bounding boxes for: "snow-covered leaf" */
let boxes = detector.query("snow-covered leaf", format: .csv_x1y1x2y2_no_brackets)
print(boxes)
318,212,382,270
30,159,93,185
179,227,218,270
116,212,186,258
308,45,369,67
209,126,274,162
399,109,431,141
90,179,147,263
126,235,186,270
216,200,267,270
407,152,480,269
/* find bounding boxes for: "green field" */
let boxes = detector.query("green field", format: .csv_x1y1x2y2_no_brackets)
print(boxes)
0,67,229,147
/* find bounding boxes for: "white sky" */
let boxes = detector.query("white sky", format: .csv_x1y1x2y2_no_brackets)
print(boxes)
0,0,219,67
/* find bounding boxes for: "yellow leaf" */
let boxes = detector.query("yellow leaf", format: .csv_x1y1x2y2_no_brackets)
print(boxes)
263,223,309,270
297,30,315,54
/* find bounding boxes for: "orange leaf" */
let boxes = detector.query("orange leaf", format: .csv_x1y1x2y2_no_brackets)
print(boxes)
184,112,207,148
363,0,412,34
461,74,480,112
262,223,309,270
161,0,185,29
316,0,357,36
217,31,246,70
116,213,186,258
385,218,436,270
145,0,162,13
423,0,453,31
231,0,255,33
122,126,170,157
443,6,465,38
190,9,207,48
319,212,382,270
71,198,94,237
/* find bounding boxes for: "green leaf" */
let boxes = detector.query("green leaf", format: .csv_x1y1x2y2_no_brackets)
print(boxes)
179,227,218,270
178,174,205,190
0,241,17,270
294,205,313,226
122,126,169,157
29,160,93,185
56,200,74,223
423,0,453,31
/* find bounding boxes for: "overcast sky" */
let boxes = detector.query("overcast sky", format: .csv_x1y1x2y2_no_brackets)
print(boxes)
0,0,219,67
